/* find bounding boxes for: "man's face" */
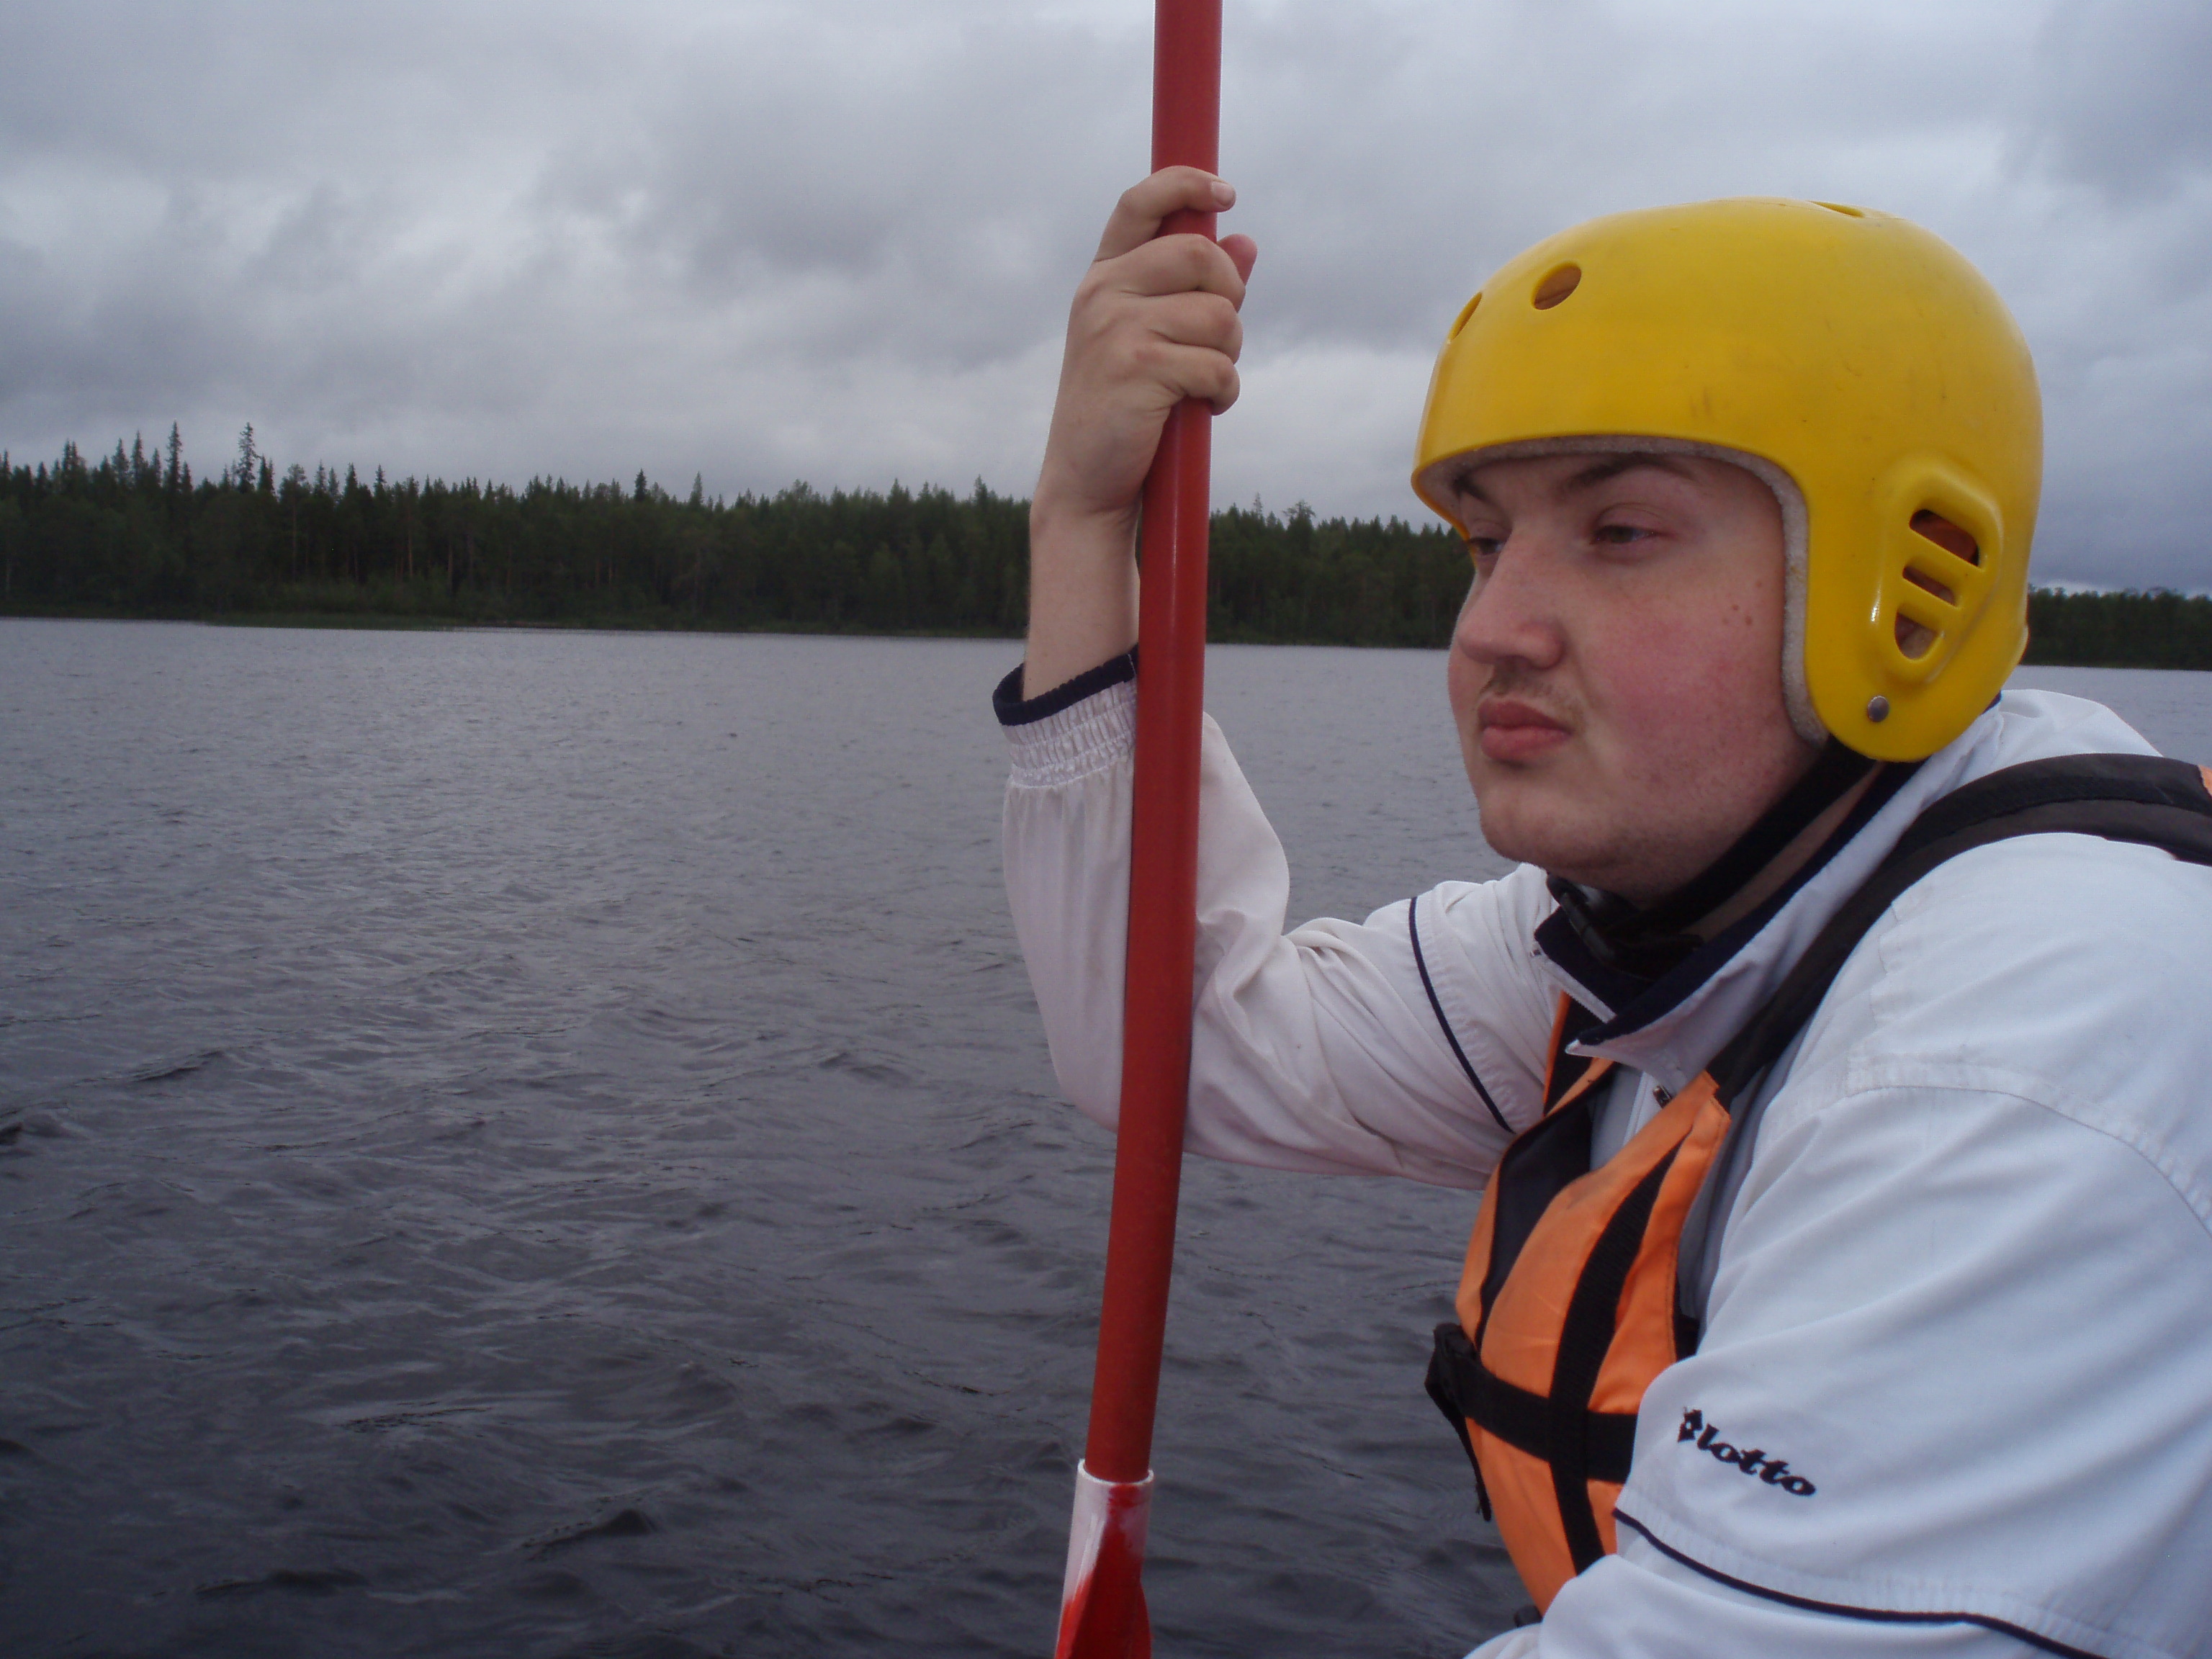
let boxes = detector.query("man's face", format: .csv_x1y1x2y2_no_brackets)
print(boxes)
1441,449,1821,905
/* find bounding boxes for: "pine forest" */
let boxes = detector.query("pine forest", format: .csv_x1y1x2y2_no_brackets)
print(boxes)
3,427,2206,669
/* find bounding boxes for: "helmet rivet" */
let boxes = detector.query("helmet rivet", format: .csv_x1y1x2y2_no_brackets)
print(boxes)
1866,696,1891,724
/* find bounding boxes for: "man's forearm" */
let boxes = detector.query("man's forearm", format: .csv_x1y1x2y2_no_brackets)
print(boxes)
1022,495,1138,698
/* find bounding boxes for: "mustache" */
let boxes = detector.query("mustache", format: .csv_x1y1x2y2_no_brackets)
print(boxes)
1476,665,1578,727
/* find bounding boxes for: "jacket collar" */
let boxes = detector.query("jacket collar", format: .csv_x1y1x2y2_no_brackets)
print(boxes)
1530,689,2161,1094
1534,758,1920,1036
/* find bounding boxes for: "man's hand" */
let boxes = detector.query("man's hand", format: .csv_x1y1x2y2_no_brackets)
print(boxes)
1023,168,1259,697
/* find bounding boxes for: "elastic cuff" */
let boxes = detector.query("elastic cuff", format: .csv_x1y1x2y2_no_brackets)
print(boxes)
1003,667,1138,789
992,650,1137,727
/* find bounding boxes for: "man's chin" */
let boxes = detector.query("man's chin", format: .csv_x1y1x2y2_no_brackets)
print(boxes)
1473,785,1624,888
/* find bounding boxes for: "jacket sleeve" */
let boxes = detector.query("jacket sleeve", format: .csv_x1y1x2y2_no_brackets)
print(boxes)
1462,1537,2044,1658
999,667,1558,1185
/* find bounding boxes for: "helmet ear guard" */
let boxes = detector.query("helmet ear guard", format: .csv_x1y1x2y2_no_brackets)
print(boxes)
1812,457,2022,757
1887,464,2001,679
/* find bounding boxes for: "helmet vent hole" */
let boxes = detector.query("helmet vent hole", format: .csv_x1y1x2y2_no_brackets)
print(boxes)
1895,613,1941,660
1815,202,1867,217
1448,292,1483,340
1910,510,1981,566
1532,264,1582,310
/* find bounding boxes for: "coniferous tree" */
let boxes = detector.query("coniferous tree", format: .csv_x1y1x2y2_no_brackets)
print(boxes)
0,427,2201,665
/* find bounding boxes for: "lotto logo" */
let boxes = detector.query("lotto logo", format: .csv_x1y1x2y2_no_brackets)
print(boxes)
1676,1409,1817,1496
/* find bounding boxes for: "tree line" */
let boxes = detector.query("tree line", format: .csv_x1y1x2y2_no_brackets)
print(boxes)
2,427,2206,667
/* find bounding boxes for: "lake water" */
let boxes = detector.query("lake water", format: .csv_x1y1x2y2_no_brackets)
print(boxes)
1,619,2206,1658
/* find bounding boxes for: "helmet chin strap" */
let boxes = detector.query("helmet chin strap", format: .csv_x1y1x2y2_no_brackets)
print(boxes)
1547,737,1878,981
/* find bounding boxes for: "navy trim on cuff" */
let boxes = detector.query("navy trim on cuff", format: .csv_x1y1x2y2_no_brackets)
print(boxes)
992,649,1138,727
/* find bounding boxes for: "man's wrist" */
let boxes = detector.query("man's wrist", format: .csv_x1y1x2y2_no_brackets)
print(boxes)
995,649,1137,728
1028,480,1137,559
1024,490,1141,697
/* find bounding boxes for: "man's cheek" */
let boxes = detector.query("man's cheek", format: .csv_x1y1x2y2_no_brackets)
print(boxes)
1594,646,1743,760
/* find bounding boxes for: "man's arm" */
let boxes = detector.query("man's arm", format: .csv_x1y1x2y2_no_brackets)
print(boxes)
1005,690,1557,1183
1022,167,1256,698
1002,174,1557,1181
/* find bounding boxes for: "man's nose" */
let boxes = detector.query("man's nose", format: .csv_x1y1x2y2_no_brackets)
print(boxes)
1453,537,1566,672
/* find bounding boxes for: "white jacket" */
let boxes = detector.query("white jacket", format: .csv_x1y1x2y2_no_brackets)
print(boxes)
1002,670,2212,1659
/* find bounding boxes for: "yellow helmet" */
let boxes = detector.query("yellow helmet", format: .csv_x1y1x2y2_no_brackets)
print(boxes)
1411,197,2041,761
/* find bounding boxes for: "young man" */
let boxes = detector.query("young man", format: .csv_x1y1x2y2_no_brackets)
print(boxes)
998,169,2212,1658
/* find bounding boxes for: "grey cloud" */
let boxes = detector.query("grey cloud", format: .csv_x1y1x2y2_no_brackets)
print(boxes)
1164,0,2053,405
571,13,1144,364
1,0,2209,590
2021,0,2212,202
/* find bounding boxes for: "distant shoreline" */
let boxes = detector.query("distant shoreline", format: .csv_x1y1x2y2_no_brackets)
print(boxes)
4,593,2208,673
6,434,2208,668
0,606,1022,641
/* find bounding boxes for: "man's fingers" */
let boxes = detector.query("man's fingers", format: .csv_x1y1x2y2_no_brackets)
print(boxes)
1051,172,1252,491
1094,231,1249,310
1095,166,1236,262
1133,341,1241,414
1139,290,1244,361
1071,285,1242,392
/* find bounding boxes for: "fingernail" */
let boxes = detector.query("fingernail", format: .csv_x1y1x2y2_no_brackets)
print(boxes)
1211,179,1235,207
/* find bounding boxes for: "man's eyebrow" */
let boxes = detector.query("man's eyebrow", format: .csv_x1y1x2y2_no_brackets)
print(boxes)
1449,450,1697,511
1452,469,1500,512
1558,452,1696,495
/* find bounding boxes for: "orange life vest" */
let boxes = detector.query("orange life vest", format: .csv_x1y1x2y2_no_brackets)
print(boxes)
1425,754,2212,1613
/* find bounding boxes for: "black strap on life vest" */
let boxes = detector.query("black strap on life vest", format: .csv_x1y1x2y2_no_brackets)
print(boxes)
1426,752,2212,1570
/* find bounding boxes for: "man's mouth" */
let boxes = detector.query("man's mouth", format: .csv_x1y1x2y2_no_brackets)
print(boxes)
1476,696,1572,763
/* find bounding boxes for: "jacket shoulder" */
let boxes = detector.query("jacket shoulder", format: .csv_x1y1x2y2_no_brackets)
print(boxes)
1829,827,2212,1226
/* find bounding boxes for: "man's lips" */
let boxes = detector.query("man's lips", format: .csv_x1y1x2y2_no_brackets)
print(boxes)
1477,696,1572,763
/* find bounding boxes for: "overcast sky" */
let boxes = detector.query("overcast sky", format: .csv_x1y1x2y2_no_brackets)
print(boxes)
3,0,2208,589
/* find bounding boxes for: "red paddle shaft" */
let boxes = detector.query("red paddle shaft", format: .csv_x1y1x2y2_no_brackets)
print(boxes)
1055,5,1221,1657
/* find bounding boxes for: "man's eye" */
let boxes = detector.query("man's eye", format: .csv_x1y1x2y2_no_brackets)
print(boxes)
1595,523,1653,545
1467,537,1502,563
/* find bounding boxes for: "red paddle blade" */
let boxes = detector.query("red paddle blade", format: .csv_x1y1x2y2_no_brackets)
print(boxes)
1054,1465,1154,1659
